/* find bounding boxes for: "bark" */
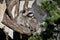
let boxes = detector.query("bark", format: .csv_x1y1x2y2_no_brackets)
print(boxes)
1,14,31,35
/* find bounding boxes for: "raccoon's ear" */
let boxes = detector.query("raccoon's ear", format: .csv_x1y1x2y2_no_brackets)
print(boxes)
5,8,12,19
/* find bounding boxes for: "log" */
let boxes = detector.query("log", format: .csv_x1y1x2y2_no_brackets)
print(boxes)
1,14,31,35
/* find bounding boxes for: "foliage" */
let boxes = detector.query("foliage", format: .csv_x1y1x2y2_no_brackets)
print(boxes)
41,0,57,12
28,0,60,40
41,0,60,24
53,0,60,6
28,33,42,40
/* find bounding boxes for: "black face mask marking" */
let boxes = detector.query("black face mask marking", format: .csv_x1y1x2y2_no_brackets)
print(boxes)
27,12,34,18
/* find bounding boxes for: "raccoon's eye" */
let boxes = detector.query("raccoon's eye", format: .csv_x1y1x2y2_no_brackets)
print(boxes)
27,12,34,17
